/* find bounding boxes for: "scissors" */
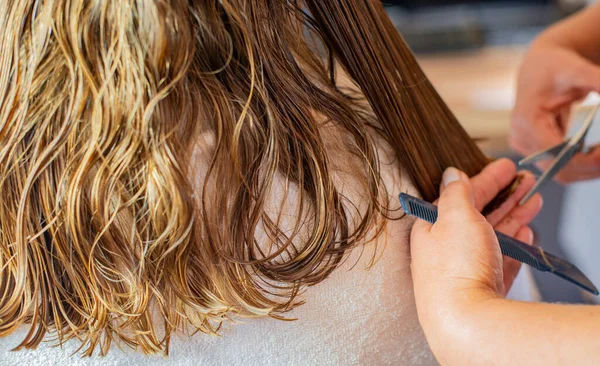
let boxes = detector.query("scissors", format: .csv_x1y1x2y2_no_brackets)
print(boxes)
518,104,600,206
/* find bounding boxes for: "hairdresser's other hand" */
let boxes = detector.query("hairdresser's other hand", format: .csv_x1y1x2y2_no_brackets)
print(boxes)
511,37,600,183
410,161,542,358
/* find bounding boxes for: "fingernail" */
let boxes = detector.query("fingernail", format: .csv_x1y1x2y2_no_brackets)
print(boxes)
442,167,461,187
528,229,535,245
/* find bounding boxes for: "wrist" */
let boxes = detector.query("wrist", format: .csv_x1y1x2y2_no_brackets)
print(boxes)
420,286,502,363
532,31,570,52
532,17,597,62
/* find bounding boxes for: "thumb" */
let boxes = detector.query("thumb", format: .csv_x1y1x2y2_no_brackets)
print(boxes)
437,167,482,223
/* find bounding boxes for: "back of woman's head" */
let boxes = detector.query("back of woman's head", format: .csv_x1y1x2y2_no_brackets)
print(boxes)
0,0,491,355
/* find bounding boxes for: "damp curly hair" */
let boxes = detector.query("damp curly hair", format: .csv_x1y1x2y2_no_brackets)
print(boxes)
0,0,497,355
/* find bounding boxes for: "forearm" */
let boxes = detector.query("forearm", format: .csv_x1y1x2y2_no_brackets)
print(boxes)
430,291,600,366
536,3,600,63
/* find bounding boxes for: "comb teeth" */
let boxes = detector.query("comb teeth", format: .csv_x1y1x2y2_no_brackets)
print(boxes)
408,200,437,223
498,240,540,269
399,192,598,295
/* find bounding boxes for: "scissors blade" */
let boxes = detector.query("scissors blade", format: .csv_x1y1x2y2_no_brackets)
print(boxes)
519,144,578,205
518,141,568,166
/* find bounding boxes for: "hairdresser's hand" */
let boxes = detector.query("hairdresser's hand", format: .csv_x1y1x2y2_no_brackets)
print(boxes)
410,160,542,357
511,37,600,183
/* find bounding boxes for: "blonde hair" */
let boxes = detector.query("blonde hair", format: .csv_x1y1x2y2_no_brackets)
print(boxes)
0,0,495,355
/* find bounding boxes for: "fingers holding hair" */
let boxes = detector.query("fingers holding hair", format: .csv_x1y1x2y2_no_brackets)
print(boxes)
436,167,484,224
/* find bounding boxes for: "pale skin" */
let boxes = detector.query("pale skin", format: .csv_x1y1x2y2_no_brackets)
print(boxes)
511,3,600,182
411,160,600,366
411,6,600,364
410,5,600,365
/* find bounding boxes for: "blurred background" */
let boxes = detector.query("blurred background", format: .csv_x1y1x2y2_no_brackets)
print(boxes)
384,0,600,304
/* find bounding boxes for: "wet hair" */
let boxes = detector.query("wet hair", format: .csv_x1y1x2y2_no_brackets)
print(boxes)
0,0,494,355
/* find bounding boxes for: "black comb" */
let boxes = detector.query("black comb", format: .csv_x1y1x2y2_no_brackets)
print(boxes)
400,193,599,295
